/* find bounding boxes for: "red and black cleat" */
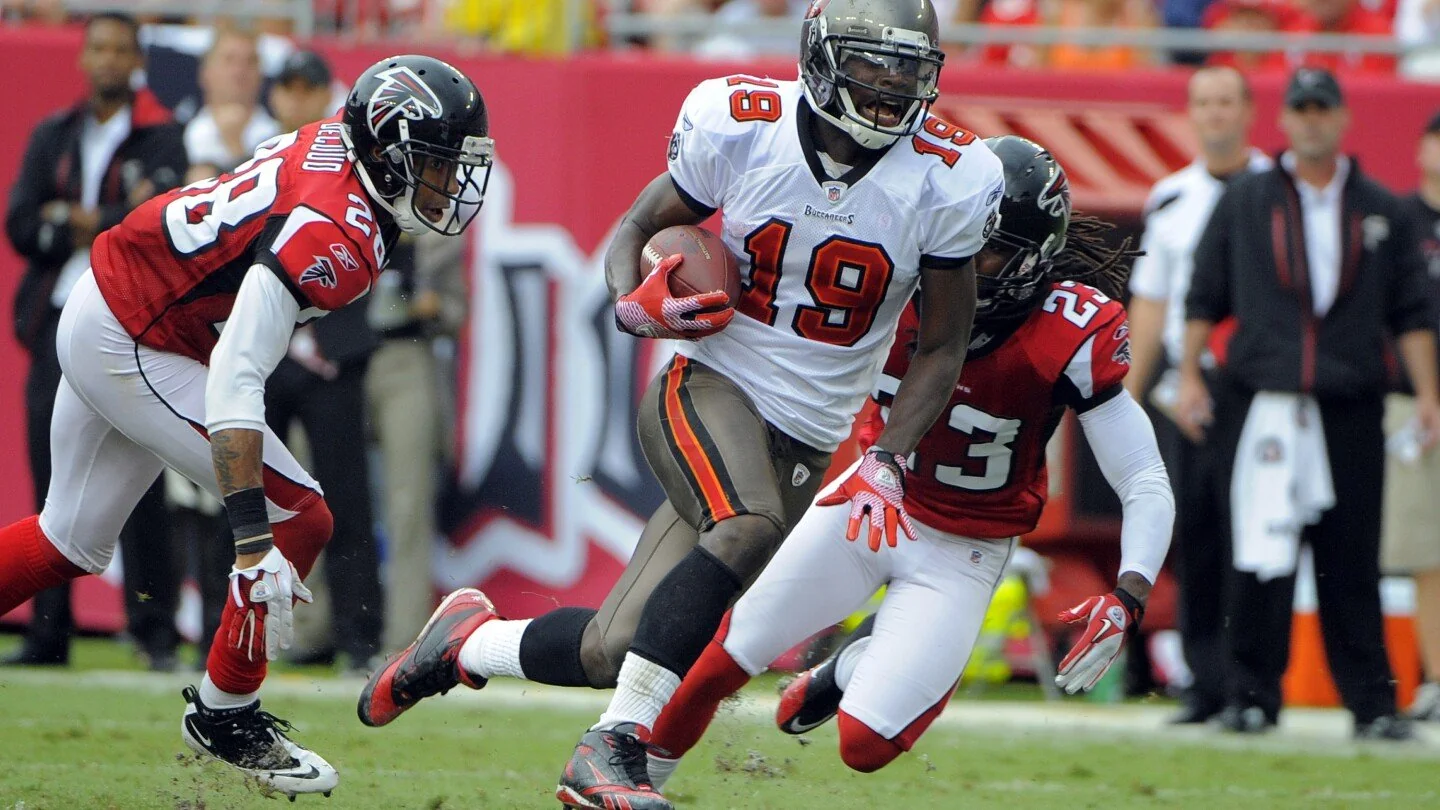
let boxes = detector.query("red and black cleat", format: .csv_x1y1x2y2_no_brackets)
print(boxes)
555,724,673,810
776,655,845,735
357,588,497,727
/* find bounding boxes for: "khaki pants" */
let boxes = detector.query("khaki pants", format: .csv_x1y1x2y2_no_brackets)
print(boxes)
367,339,443,653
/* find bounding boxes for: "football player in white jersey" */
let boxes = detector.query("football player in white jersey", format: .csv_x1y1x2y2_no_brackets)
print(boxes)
359,3,1001,807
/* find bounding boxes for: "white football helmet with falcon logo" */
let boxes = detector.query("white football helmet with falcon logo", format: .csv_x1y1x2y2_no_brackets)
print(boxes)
342,55,494,235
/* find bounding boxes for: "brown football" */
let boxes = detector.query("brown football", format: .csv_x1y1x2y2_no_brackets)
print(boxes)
642,225,742,307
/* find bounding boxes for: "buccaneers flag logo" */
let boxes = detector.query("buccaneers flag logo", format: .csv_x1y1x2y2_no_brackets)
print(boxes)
366,66,444,135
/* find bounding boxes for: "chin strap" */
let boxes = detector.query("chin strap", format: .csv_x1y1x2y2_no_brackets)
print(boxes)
339,122,420,234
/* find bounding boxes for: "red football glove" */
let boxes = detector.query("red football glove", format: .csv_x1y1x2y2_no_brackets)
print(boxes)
1055,591,1142,694
817,448,917,552
614,254,734,340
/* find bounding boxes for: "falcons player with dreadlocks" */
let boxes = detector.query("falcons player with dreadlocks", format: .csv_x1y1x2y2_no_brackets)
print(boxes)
0,55,494,798
640,136,1175,786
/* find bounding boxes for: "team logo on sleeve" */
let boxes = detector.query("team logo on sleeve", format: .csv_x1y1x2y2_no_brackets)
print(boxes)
668,132,682,161
367,66,443,134
299,256,338,289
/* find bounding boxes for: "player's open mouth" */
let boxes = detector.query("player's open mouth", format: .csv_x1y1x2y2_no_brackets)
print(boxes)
861,100,904,128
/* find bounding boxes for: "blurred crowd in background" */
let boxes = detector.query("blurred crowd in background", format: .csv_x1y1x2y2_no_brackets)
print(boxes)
0,0,1429,71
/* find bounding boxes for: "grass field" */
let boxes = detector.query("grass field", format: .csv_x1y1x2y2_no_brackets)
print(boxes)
2,638,1439,810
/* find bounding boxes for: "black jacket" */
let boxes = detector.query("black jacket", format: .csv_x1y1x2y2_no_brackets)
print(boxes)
1187,158,1433,399
4,90,187,352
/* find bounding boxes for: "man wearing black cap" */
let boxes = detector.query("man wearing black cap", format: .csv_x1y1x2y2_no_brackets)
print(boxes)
270,50,341,135
1178,67,1440,739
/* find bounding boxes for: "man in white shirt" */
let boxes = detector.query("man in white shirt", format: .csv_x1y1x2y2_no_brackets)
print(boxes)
183,29,278,183
1126,65,1270,725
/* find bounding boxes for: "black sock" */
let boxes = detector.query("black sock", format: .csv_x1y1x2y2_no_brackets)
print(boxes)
518,606,596,687
629,547,742,678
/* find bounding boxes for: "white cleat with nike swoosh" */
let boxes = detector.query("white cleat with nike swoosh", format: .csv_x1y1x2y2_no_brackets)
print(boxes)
180,685,338,800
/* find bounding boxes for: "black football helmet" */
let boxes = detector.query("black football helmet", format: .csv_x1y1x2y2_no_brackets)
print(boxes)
799,0,944,149
341,55,494,235
977,135,1071,321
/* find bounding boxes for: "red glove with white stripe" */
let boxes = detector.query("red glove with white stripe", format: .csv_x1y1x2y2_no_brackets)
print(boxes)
817,448,917,552
614,254,734,340
1055,590,1143,694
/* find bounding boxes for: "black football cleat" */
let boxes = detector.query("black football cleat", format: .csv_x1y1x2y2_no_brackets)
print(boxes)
555,724,673,810
180,686,338,798
776,654,845,735
357,587,497,727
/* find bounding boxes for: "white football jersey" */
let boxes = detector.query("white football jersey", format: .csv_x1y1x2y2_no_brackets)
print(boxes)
667,76,1004,452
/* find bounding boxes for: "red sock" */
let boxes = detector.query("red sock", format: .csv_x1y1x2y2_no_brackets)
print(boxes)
836,711,905,773
649,638,753,757
204,499,333,695
0,516,86,615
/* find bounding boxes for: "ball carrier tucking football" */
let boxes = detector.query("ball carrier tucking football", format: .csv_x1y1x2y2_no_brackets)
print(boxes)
358,2,1005,809
0,54,493,799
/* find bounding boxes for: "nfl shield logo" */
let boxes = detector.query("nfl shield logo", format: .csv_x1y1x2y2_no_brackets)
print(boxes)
823,182,845,204
970,549,982,564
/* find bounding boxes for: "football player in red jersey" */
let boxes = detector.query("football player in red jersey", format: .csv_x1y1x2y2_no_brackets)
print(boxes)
639,136,1176,786
0,55,493,798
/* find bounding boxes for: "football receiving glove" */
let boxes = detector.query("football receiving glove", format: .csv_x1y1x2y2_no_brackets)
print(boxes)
227,546,314,662
1054,590,1144,694
817,448,918,552
614,254,734,340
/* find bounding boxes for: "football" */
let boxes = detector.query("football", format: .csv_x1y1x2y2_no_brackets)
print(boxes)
643,225,742,307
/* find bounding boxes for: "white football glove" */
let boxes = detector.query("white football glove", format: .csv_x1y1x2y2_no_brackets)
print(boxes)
227,546,313,662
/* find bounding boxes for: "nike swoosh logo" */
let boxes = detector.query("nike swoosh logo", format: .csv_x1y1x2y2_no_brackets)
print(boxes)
1097,619,1113,638
269,765,321,780
186,717,213,748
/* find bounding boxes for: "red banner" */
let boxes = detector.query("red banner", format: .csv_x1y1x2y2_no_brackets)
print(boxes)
4,28,1440,630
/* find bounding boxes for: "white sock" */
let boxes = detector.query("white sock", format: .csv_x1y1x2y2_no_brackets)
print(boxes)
833,636,870,691
646,751,682,793
458,618,532,680
198,673,258,710
593,653,681,732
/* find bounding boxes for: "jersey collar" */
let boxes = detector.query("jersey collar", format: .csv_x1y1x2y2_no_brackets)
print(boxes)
796,100,888,194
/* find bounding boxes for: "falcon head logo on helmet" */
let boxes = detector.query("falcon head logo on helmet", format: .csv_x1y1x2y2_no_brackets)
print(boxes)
366,66,443,135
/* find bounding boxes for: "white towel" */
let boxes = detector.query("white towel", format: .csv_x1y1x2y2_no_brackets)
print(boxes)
1230,392,1335,581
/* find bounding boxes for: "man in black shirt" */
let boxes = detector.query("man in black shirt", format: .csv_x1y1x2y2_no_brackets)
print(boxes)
1179,68,1440,739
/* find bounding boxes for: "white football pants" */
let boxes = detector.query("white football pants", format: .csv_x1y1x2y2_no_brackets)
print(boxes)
721,467,1015,740
40,271,321,573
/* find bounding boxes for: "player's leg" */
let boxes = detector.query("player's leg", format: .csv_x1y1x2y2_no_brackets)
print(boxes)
50,274,336,795
558,356,826,808
646,494,888,791
832,534,1014,772
0,376,162,617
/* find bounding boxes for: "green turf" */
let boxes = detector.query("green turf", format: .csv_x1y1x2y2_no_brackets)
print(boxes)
0,639,1437,809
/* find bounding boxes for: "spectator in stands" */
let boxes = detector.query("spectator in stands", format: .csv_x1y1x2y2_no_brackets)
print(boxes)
1049,0,1159,71
263,49,385,674
1128,66,1271,725
971,0,1045,68
2,12,186,667
183,28,278,182
367,230,467,652
1180,67,1437,740
1284,0,1397,74
1396,0,1440,49
1205,0,1290,72
695,0,809,59
1383,112,1440,722
442,0,600,55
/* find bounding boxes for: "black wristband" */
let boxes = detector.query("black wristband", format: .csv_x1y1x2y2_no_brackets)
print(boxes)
224,487,270,544
1113,588,1146,631
234,534,274,556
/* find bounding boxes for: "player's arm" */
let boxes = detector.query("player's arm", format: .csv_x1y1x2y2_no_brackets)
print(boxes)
205,265,314,660
1055,388,1175,694
872,260,977,456
604,173,709,302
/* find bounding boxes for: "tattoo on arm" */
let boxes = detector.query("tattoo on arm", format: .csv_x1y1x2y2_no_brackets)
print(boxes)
210,428,264,498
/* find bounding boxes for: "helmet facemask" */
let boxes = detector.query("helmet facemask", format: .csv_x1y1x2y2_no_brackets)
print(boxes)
801,18,942,150
976,228,1066,322
348,118,494,236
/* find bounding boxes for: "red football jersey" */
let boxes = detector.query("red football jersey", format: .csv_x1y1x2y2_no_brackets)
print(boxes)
91,115,396,364
864,281,1130,540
